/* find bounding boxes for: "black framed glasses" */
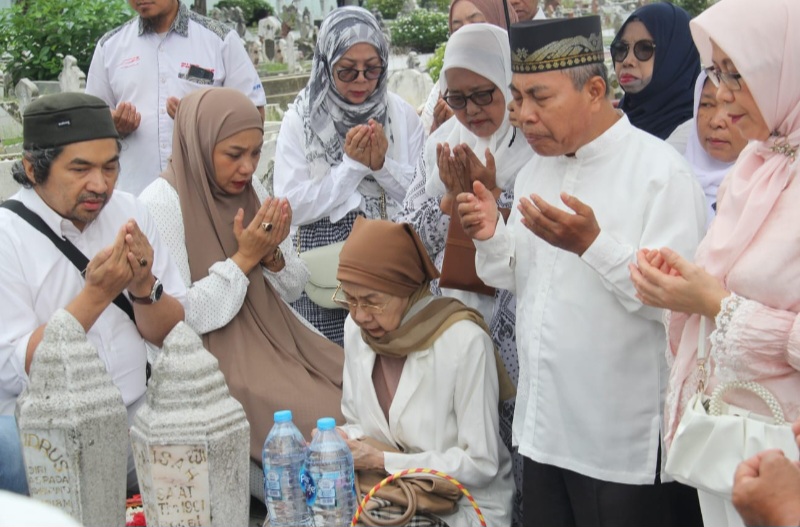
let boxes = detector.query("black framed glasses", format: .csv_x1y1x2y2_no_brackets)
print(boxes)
610,40,656,63
704,65,743,92
442,88,497,110
335,65,386,82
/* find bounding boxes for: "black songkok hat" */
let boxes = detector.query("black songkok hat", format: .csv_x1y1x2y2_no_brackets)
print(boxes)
510,15,604,74
23,92,118,149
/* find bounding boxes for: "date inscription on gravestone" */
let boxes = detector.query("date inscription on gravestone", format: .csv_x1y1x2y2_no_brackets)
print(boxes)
21,429,80,517
135,443,212,527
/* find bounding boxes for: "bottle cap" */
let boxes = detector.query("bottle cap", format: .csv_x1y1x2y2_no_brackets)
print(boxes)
317,417,336,431
274,410,293,423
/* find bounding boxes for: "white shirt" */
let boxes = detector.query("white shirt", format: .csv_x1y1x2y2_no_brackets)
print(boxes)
139,177,315,335
475,115,706,485
273,92,425,226
86,4,266,195
339,314,514,527
0,188,188,415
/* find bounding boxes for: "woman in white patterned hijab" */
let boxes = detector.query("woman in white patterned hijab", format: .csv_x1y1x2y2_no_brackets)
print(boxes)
273,6,425,345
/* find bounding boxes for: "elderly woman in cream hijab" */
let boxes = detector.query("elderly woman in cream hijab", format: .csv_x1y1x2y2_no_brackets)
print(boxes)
630,0,800,525
334,217,514,527
140,88,345,494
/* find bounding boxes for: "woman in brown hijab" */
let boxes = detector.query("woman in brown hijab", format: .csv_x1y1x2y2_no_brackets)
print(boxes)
140,88,344,466
334,217,514,527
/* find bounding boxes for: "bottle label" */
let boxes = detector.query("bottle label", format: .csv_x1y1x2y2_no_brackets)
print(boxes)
266,469,282,499
300,468,315,506
303,469,352,508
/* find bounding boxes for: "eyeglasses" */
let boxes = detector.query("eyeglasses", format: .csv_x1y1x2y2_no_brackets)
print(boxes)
335,65,386,83
704,65,743,92
610,40,656,63
331,284,392,314
442,88,497,110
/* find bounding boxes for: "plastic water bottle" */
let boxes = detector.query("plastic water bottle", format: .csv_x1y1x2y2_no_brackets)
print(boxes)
263,410,312,527
304,417,357,527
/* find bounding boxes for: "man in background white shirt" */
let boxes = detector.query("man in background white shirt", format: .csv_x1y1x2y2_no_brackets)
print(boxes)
510,0,544,21
0,93,186,491
457,16,706,526
86,0,266,194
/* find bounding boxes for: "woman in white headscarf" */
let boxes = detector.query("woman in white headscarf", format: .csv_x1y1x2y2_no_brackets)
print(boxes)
683,71,748,228
395,22,533,525
273,7,424,345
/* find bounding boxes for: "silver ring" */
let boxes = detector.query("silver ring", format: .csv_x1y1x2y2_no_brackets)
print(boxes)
261,222,273,232
357,147,365,152
138,257,147,267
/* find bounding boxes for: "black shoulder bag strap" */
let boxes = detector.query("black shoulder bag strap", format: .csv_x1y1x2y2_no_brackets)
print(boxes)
0,199,136,323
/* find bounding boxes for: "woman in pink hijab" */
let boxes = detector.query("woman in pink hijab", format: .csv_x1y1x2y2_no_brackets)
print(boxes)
629,0,800,525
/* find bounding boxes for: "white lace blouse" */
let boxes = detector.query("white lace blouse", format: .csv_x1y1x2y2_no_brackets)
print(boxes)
139,177,311,335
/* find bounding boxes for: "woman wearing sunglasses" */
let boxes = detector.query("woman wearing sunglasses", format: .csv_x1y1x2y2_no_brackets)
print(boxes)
612,3,700,151
273,7,424,345
396,22,532,525
630,0,800,524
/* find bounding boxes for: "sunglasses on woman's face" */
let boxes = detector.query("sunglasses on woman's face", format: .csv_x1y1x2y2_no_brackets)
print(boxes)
610,40,656,63
335,65,386,83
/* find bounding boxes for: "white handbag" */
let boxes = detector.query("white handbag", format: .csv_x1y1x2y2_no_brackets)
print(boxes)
298,240,346,310
664,317,799,498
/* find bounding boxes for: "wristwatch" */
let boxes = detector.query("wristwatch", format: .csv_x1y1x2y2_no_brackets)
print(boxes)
128,277,164,305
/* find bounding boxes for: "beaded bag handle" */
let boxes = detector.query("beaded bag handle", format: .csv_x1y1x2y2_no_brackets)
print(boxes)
698,316,787,424
350,468,487,527
708,381,788,424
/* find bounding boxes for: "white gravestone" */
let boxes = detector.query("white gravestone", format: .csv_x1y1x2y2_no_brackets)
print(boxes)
58,55,86,93
14,78,39,114
16,309,129,527
130,323,250,527
388,68,434,111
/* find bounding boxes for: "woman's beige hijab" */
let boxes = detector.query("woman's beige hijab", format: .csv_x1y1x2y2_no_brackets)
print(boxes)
338,217,515,400
163,88,344,459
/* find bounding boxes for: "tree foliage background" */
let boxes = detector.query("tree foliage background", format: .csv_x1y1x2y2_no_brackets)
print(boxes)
669,0,711,17
0,0,133,84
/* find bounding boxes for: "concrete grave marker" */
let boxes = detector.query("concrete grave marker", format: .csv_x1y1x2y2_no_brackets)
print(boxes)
16,309,129,527
14,78,39,114
130,322,250,527
58,55,86,93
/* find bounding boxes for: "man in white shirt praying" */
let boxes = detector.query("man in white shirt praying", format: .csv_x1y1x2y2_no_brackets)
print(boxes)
0,93,187,492
86,0,266,195
457,16,707,527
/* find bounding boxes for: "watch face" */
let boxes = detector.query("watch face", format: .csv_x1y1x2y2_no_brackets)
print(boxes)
151,279,164,302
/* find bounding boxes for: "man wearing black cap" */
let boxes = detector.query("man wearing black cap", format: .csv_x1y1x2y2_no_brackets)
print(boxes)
0,93,186,491
458,15,706,526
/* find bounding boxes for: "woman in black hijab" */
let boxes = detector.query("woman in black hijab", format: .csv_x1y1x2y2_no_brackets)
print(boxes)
612,3,700,151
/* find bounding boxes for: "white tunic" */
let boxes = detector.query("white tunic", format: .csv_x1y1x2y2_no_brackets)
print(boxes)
475,115,706,485
0,188,188,415
139,178,314,335
273,92,425,226
86,4,266,195
340,316,514,527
